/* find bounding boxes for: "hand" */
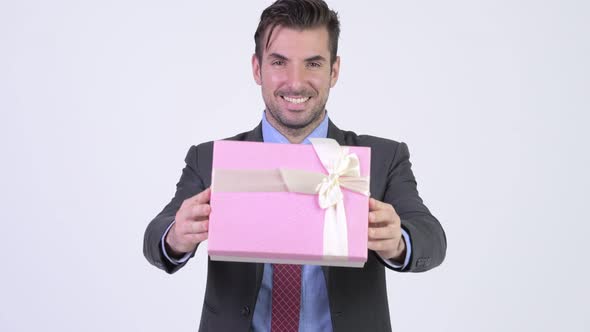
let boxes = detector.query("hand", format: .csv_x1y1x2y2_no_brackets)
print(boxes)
368,198,406,262
165,188,211,257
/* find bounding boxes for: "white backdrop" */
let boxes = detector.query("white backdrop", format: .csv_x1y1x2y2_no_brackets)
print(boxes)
1,0,588,331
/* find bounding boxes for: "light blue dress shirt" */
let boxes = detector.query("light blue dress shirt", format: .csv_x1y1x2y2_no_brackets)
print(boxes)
252,112,334,332
161,111,412,332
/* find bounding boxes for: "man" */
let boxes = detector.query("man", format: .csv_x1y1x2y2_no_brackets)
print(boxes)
143,0,446,331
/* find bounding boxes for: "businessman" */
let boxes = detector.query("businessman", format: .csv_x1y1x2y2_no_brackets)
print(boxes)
144,1,446,331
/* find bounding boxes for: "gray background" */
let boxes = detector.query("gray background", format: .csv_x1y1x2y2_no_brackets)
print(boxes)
1,0,588,331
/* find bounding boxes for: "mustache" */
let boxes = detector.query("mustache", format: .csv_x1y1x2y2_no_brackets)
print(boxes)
275,89,316,97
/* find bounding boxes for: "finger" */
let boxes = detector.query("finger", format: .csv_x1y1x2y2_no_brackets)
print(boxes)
369,197,384,211
184,203,211,220
369,197,377,211
186,187,212,205
368,225,398,240
369,198,396,214
368,209,395,224
183,220,209,235
191,219,209,234
186,232,208,244
368,239,396,252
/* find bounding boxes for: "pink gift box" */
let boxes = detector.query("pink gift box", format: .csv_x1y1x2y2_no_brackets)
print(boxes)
208,140,371,267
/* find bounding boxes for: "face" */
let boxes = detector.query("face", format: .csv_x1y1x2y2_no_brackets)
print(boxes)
252,26,340,133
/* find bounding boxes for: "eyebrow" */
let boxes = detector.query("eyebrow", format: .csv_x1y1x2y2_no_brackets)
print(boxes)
304,55,327,62
268,53,288,61
267,53,327,63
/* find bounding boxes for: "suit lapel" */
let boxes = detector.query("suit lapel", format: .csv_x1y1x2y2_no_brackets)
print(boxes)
327,119,345,145
244,122,264,142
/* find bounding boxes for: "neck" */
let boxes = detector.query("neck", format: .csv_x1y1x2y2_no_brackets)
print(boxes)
265,111,326,144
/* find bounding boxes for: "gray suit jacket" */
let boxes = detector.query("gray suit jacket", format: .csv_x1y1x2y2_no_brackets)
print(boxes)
143,120,446,332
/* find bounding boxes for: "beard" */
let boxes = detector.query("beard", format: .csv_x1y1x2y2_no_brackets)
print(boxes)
263,87,328,131
265,102,326,130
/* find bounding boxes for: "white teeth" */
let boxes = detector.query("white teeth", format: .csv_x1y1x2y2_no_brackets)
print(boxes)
283,96,309,104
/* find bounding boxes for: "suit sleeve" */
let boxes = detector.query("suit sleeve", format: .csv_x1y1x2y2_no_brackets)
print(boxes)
378,142,447,272
143,145,207,274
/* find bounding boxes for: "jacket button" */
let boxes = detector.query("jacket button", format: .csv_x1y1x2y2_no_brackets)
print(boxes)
241,305,250,316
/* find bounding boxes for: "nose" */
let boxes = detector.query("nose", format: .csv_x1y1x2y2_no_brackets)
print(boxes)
286,63,306,92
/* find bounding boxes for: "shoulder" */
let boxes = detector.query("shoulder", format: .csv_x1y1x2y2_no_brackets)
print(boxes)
184,128,257,162
338,128,409,156
335,127,413,172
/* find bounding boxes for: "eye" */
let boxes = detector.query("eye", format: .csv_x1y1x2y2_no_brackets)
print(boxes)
307,62,321,68
271,60,285,66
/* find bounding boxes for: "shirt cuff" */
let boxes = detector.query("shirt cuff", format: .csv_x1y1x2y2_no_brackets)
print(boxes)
161,221,192,265
378,228,412,270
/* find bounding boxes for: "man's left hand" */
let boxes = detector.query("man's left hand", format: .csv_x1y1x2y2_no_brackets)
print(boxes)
368,198,406,262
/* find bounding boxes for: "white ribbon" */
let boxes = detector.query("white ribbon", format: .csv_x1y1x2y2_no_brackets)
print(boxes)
309,138,369,259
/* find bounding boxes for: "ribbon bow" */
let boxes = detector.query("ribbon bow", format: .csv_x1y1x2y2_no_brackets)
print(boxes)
311,138,369,258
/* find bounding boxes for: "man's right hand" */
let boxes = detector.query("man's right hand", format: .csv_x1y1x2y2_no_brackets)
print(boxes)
165,188,211,258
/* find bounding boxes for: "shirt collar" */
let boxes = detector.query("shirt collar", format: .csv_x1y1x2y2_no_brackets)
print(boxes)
261,111,329,145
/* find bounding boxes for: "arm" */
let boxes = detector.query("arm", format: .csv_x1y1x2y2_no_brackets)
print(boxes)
379,142,446,272
143,145,208,274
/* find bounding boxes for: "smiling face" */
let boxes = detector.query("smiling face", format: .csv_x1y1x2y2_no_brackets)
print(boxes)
252,25,340,140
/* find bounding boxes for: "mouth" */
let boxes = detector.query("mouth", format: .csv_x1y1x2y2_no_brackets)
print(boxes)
281,95,312,105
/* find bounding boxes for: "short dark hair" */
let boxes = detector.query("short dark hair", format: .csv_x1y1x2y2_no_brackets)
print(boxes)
254,0,340,65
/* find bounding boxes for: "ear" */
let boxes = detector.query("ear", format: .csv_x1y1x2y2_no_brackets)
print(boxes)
329,56,340,88
252,54,262,85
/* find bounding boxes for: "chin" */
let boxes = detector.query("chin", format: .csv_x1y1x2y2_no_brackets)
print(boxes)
283,121,312,130
284,116,321,130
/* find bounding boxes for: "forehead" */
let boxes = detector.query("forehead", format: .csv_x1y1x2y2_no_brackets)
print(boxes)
264,25,330,58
